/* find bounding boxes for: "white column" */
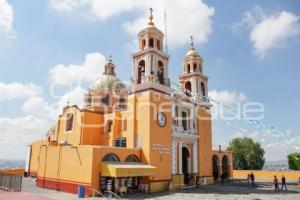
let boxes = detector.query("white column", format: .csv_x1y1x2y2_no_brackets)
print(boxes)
145,55,150,77
172,141,177,174
178,142,182,174
191,78,196,95
193,142,198,173
189,108,193,132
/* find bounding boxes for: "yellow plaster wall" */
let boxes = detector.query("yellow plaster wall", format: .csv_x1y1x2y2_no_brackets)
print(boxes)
28,140,44,174
81,111,104,145
233,170,300,181
57,107,82,146
37,145,94,185
197,107,213,177
148,91,172,181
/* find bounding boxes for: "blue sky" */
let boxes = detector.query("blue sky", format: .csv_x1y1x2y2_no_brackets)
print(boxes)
0,0,299,161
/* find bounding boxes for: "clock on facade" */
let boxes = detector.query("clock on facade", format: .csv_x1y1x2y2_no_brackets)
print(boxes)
157,112,166,127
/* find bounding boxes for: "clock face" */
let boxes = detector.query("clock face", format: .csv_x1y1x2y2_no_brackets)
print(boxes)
157,112,166,127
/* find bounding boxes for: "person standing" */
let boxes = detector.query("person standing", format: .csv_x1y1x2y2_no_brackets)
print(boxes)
196,176,199,188
274,176,280,191
247,174,250,185
202,176,207,189
281,175,287,191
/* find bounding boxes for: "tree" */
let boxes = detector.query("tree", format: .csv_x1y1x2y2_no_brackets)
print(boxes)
228,137,265,170
287,152,300,170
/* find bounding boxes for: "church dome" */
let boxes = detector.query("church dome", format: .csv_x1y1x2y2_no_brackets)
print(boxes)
90,75,125,94
186,48,200,57
185,36,202,61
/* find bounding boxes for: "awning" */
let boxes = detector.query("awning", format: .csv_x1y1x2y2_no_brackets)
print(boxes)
100,162,157,177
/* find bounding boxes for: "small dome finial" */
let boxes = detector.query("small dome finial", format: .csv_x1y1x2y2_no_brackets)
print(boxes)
148,7,154,25
190,35,194,49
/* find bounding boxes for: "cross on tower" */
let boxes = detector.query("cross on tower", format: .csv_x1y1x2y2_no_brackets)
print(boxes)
190,36,194,49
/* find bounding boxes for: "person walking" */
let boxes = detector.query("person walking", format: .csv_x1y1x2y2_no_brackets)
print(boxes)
281,175,287,191
202,176,207,188
250,172,255,186
274,176,280,191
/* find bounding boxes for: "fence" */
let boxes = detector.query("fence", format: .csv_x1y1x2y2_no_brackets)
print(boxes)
0,169,24,192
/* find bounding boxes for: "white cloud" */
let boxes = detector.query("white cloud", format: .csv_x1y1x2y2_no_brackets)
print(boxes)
48,0,87,12
22,86,85,120
49,52,106,84
0,0,15,38
208,90,247,105
250,11,300,58
56,86,85,109
22,97,55,118
0,115,50,159
232,6,300,58
49,0,214,49
0,82,42,101
123,0,214,49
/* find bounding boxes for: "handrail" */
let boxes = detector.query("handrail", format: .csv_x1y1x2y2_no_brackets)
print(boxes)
89,187,122,199
89,188,106,199
109,190,122,199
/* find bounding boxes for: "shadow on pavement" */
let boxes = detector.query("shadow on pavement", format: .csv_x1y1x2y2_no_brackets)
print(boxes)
123,181,300,199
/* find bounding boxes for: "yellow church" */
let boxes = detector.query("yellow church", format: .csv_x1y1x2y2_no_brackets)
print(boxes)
26,10,233,196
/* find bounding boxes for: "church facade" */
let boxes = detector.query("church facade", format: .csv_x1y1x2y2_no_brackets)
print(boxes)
26,10,233,195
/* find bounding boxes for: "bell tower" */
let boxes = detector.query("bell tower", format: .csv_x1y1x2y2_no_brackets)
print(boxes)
179,36,208,97
132,8,170,87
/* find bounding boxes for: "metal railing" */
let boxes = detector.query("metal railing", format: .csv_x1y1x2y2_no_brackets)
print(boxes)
90,188,106,199
0,172,22,192
90,188,122,199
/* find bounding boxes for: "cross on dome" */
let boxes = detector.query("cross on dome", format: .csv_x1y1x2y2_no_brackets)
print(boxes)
148,7,154,25
190,36,194,49
108,55,112,63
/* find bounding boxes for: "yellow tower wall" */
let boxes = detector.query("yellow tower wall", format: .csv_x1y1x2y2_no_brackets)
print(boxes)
197,107,213,182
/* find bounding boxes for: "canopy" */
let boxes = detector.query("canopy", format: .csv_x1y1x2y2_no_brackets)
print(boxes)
100,162,157,177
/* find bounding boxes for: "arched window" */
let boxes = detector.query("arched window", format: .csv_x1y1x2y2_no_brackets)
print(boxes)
185,81,192,97
142,39,146,50
193,63,197,72
65,113,74,131
102,153,120,162
137,60,145,84
199,64,203,73
118,96,126,109
222,155,229,179
157,40,161,50
187,64,190,73
212,155,219,180
157,60,164,85
149,38,154,48
201,82,205,96
125,154,139,162
101,94,109,106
